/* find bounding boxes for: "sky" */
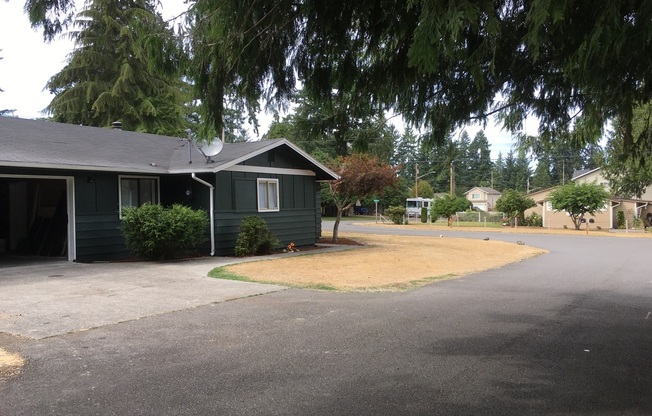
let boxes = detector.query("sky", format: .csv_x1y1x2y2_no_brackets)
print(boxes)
0,0,535,159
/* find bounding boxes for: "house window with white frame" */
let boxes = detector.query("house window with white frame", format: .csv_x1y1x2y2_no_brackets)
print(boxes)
546,201,553,211
119,176,159,215
472,193,481,200
257,178,279,212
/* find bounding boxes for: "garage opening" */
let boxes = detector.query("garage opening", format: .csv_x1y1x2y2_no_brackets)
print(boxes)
0,177,69,259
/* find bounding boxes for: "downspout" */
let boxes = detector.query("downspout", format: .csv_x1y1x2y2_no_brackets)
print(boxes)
191,173,215,256
611,201,621,229
637,202,649,227
636,202,648,217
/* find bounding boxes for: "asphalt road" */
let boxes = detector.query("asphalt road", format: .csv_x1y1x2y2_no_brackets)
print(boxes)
2,222,652,415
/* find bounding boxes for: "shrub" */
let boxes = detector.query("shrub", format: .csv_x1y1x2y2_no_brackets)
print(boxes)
420,207,428,223
121,203,208,260
617,211,626,229
384,206,406,224
235,216,279,256
525,212,543,227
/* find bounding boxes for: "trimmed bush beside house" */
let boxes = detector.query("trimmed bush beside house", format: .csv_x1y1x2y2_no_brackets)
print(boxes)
235,216,279,256
121,203,208,261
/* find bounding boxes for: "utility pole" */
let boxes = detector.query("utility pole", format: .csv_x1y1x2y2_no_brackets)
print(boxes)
449,160,455,196
415,163,419,198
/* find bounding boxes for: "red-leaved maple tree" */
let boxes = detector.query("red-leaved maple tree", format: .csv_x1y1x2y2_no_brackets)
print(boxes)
327,154,398,242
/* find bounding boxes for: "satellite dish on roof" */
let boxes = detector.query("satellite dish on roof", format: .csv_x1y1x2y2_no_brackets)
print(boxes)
197,138,223,163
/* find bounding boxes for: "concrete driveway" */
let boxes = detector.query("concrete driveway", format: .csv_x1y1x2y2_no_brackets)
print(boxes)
0,257,286,339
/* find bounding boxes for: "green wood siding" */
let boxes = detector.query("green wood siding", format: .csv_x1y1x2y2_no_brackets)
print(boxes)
74,174,129,261
1,150,325,260
214,171,322,255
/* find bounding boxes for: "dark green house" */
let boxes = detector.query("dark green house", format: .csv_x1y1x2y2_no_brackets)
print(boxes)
0,117,338,262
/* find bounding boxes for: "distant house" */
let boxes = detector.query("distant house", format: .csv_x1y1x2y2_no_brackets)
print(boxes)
464,187,501,211
0,117,338,262
524,168,652,229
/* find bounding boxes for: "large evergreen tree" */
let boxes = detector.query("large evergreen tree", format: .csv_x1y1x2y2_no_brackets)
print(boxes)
28,0,652,160
45,0,187,135
493,152,505,191
391,131,419,183
602,102,652,198
467,130,493,187
453,131,473,193
179,0,651,156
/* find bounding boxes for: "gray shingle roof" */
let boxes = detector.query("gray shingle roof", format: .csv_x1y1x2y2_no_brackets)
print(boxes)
0,117,338,180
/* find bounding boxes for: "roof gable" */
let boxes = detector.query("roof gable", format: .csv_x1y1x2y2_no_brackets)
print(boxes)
464,186,501,195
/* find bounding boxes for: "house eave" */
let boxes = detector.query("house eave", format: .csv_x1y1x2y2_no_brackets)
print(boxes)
0,160,166,174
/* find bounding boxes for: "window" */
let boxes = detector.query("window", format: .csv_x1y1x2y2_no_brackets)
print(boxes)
119,176,159,216
546,201,553,211
472,193,481,200
257,178,279,212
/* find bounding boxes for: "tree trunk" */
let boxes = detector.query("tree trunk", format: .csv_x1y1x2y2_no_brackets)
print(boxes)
333,208,343,243
573,216,582,230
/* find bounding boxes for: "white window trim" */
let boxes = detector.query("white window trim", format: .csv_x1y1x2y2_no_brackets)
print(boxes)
118,175,160,218
257,178,280,212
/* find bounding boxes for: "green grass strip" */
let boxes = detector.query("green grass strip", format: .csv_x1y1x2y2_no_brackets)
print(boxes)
208,266,338,291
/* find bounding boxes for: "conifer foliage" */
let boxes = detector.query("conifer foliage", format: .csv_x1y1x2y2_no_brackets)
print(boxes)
45,0,187,135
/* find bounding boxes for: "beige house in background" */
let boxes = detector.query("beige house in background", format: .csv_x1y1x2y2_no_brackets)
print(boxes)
465,187,501,211
524,168,652,229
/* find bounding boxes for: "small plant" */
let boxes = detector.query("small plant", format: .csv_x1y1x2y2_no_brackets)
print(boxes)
384,206,407,224
525,212,543,227
121,203,208,260
235,216,279,256
617,211,626,229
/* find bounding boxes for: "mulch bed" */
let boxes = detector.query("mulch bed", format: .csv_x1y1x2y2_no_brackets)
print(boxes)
275,237,364,254
316,237,365,246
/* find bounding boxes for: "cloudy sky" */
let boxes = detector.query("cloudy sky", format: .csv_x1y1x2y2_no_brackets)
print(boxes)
0,0,530,158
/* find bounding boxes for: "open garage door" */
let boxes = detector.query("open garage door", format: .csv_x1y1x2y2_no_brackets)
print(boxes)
0,175,75,262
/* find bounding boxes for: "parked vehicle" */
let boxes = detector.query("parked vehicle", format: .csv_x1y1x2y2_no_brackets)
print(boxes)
406,197,433,218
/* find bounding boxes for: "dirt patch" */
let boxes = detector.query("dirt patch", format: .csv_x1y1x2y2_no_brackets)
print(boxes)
0,348,25,382
222,233,546,291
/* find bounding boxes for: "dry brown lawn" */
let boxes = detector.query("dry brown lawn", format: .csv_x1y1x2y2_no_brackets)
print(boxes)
222,233,547,291
0,348,25,382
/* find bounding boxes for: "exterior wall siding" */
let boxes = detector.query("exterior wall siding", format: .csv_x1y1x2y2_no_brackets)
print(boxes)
74,173,129,261
1,155,325,261
214,170,321,256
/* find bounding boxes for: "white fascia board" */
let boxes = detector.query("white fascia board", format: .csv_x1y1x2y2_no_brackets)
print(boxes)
0,161,166,174
279,139,340,179
207,139,339,180
167,141,285,175
224,165,316,176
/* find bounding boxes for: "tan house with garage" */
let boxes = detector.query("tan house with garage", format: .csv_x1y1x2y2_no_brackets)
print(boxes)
524,168,652,229
464,187,501,211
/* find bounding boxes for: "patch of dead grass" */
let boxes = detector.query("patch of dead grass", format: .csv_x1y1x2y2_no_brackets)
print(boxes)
221,233,547,292
0,348,25,382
